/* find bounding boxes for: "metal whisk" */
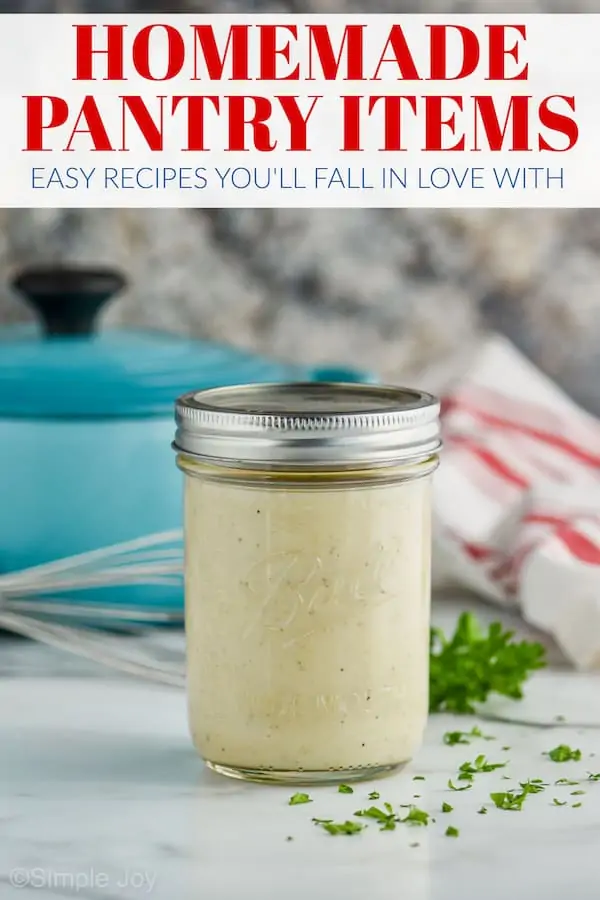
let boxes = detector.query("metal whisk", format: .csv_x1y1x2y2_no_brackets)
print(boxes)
0,531,187,687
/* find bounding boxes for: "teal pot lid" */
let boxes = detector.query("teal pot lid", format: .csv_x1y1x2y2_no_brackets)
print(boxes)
0,266,330,420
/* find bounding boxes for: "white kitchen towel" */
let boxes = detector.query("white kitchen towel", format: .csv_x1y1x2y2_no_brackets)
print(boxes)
434,334,600,670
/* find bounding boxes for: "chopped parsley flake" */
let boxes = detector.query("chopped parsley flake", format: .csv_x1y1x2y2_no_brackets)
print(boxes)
444,726,495,746
587,773,600,782
519,779,547,794
572,802,583,808
494,781,549,809
555,778,578,786
552,798,567,806
448,779,472,792
289,792,312,806
478,806,488,815
457,755,507,781
401,806,430,826
445,826,459,838
444,731,470,746
368,790,380,800
413,776,426,781
546,745,582,763
354,804,398,831
429,613,546,714
490,787,534,811
338,784,354,794
442,802,453,813
316,820,365,836
571,790,585,796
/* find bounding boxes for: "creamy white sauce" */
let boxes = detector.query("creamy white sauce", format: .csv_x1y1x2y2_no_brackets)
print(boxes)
184,471,432,774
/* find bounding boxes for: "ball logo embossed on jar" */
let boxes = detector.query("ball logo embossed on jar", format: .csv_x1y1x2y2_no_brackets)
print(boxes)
240,545,403,642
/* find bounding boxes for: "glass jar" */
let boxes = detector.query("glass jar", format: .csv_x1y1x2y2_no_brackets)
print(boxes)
174,382,441,785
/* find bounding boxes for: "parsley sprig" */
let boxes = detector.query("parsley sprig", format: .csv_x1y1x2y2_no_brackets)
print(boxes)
429,613,546,714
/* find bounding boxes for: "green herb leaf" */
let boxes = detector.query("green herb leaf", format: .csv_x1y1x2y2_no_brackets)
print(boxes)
448,779,472,792
445,826,459,838
587,773,600,782
368,790,380,800
289,792,312,806
442,802,453,813
555,778,578,786
401,806,430,826
457,756,507,781
429,613,546,714
490,789,528,811
552,798,567,806
519,779,547,795
413,776,426,781
443,726,495,746
338,784,354,794
571,790,585,796
478,806,488,814
546,745,582,763
354,805,398,831
443,730,471,746
572,802,583,808
317,820,365,836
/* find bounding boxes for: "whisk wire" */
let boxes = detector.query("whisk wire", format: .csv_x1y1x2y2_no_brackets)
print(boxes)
0,531,187,685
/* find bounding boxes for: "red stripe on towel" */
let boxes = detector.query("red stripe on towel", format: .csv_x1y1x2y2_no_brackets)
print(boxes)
520,515,600,565
442,397,600,470
446,434,529,489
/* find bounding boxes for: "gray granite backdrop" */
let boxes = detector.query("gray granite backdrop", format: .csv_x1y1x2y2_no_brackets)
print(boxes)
2,0,600,413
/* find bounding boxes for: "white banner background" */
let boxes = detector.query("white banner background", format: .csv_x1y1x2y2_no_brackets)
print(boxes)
0,13,598,208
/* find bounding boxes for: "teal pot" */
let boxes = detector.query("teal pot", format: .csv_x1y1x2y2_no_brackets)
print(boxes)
0,266,370,618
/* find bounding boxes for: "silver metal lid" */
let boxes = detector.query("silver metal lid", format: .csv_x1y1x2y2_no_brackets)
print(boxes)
173,382,441,468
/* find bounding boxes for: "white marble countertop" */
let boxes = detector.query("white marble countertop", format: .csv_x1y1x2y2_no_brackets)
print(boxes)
2,598,600,900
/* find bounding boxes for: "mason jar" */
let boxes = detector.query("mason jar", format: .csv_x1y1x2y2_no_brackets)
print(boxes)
173,382,441,784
